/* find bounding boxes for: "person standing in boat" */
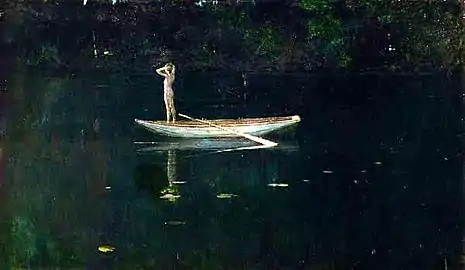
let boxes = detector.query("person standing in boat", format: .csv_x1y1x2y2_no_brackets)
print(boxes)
156,62,176,123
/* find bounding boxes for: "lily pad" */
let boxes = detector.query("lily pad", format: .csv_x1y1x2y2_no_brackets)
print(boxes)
98,245,115,253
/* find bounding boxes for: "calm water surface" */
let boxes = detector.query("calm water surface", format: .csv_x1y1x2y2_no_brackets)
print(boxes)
1,69,463,269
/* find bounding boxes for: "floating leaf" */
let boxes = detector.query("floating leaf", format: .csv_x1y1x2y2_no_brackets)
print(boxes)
267,183,289,188
98,245,115,253
171,181,187,185
164,220,186,226
160,193,181,202
216,193,237,199
160,193,180,199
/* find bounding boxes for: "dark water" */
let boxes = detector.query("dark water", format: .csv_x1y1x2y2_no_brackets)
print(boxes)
1,69,463,269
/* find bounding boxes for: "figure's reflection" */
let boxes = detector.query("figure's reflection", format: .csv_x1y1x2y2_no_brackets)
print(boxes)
134,149,180,203
167,149,176,184
160,150,181,202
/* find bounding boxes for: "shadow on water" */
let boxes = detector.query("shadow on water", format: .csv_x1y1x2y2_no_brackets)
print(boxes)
2,69,464,269
133,162,169,202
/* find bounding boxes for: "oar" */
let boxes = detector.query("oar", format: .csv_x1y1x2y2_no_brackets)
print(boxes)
178,113,278,148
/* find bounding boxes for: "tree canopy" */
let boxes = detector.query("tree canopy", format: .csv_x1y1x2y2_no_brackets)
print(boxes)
2,0,464,72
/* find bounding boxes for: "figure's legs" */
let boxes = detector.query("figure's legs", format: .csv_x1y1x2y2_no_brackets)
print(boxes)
166,98,176,123
165,100,171,123
170,102,176,122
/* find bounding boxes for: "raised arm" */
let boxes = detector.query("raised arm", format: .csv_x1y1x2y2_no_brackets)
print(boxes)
156,66,168,77
169,65,176,80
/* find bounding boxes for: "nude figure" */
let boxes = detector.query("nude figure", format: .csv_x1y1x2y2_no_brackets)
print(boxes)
156,63,176,123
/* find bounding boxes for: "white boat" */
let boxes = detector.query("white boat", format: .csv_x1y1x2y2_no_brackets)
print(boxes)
134,115,301,138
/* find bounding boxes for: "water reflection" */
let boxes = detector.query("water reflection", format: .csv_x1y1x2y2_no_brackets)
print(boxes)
134,138,300,205
130,138,305,268
2,70,463,268
135,138,299,153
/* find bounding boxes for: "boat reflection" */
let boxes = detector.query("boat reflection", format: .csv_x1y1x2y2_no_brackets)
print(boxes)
135,138,299,153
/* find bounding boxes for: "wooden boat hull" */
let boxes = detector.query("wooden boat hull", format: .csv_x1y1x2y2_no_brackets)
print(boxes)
134,115,301,138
